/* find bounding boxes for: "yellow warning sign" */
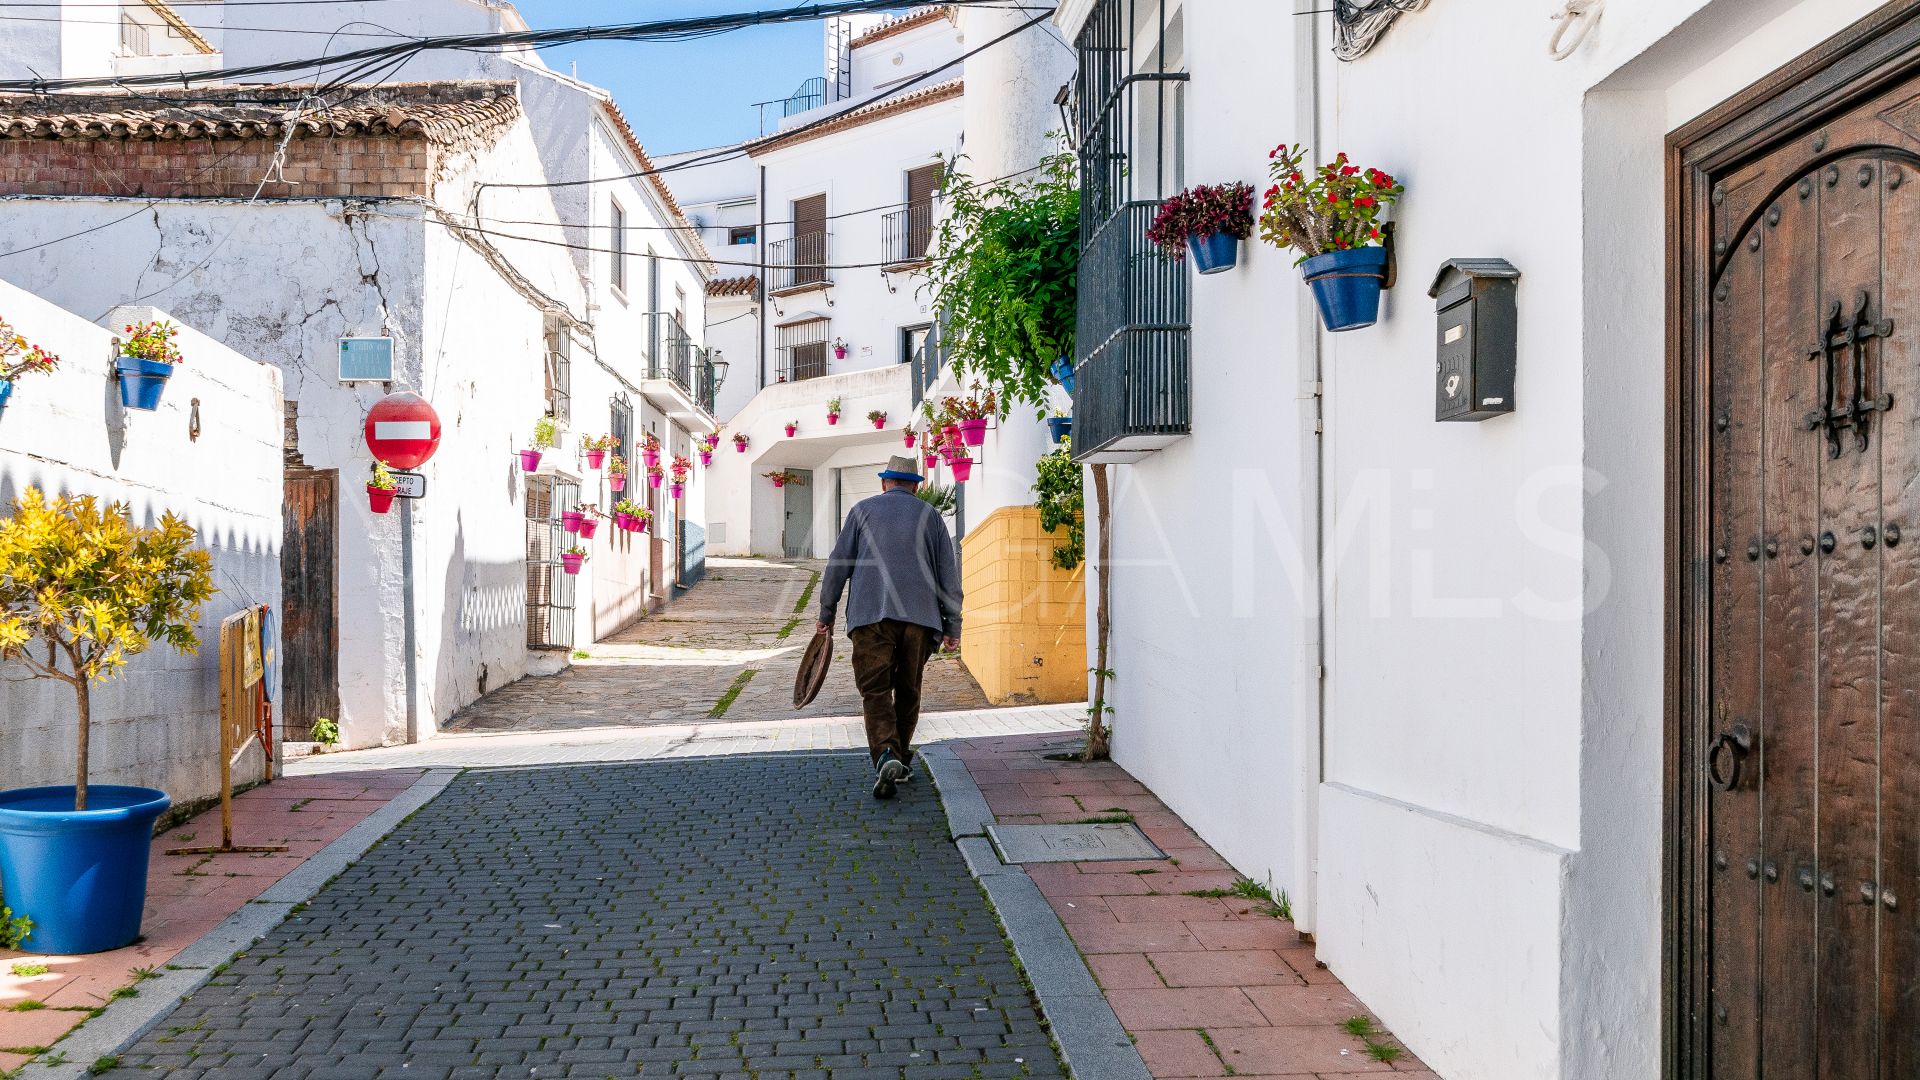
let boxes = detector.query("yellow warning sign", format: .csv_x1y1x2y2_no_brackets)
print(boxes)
242,607,263,687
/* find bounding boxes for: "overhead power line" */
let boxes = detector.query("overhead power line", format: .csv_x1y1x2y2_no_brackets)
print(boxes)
0,0,1022,93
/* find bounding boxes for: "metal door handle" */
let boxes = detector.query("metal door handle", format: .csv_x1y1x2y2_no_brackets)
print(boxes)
1707,723,1754,791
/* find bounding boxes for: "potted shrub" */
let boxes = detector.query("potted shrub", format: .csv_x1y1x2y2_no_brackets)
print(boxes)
561,507,585,534
560,546,587,575
699,447,713,467
0,320,58,418
833,337,849,360
520,416,557,472
1147,182,1256,274
868,409,888,430
641,431,661,469
630,505,653,534
944,384,996,447
949,450,975,483
826,397,842,425
1259,143,1404,332
922,449,939,471
1047,408,1072,445
903,429,917,448
0,488,216,954
785,420,799,437
581,434,615,470
367,462,399,514
733,432,750,453
576,505,600,540
647,463,665,489
115,319,184,412
608,454,628,492
764,470,802,489
613,499,646,532
669,456,691,500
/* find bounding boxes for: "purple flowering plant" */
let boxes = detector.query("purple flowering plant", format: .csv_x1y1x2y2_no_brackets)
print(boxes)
1145,182,1257,261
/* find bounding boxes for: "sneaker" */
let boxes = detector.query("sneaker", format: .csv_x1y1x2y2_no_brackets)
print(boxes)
873,752,908,799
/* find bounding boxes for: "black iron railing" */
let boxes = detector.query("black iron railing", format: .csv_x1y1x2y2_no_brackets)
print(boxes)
883,203,936,268
768,233,830,292
693,348,719,415
783,77,826,117
1070,202,1189,460
651,314,694,391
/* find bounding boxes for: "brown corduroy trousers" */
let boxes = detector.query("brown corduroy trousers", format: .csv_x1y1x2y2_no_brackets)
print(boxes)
849,619,941,766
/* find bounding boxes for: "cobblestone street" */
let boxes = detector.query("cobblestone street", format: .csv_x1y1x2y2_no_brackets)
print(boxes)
100,755,1063,1080
447,558,989,735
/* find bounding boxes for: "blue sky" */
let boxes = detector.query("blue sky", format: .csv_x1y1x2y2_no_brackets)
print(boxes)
520,1,846,154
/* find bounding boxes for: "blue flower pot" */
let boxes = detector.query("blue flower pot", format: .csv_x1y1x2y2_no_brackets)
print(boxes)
0,378,12,416
0,785,171,954
1300,246,1390,332
1047,416,1072,444
1187,231,1241,275
1049,356,1075,395
115,357,174,411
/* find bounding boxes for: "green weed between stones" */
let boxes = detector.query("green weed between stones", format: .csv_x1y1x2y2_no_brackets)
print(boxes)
8,962,48,977
1343,1015,1404,1063
1184,877,1292,920
88,1056,118,1075
709,668,756,718
792,571,820,615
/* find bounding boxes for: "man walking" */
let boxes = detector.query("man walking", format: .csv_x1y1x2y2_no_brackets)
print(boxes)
816,455,962,798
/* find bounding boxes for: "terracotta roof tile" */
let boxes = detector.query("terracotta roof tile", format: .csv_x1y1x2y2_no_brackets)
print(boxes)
849,6,956,50
749,78,961,157
707,274,758,297
0,81,521,146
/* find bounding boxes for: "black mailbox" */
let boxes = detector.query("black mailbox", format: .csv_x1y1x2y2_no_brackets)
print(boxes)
1429,258,1519,422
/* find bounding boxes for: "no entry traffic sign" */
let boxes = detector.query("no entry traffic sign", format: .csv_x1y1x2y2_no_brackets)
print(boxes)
364,391,442,470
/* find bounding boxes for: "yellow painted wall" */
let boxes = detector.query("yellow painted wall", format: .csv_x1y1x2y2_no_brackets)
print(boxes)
959,505,1087,705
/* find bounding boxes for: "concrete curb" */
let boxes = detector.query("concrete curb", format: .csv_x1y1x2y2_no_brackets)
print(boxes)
16,768,460,1080
925,744,1153,1080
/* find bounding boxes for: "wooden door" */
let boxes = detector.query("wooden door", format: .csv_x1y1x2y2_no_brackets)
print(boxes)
281,468,338,740
792,194,826,287
1673,10,1920,1075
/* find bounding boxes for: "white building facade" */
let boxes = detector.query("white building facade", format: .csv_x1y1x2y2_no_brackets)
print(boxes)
1055,0,1912,1077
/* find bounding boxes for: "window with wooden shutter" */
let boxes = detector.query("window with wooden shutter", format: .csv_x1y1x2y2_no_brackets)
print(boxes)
791,194,827,288
905,163,941,259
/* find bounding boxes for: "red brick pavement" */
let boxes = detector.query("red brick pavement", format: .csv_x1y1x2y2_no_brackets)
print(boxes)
952,734,1438,1079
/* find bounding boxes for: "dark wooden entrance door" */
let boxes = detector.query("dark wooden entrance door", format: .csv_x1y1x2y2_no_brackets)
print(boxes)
1677,15,1920,1076
281,468,338,740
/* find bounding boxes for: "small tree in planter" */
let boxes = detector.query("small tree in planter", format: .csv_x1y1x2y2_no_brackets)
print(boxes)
115,320,185,412
367,461,400,514
581,434,615,469
521,416,558,471
867,409,888,430
0,488,216,953
1258,144,1404,331
826,398,843,425
0,319,58,417
1147,182,1256,275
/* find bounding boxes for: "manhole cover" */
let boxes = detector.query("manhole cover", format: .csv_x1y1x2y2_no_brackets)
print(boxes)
986,823,1167,864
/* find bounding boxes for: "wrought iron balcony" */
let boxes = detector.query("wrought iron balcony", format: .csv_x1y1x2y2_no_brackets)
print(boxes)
768,232,831,294
882,203,936,269
1069,201,1190,463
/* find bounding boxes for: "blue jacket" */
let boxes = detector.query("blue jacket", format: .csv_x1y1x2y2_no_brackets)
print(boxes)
818,488,962,637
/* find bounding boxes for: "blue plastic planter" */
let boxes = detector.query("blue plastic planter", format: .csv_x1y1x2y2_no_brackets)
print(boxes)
1049,356,1075,395
1186,231,1241,275
0,378,12,416
115,357,174,411
0,785,170,954
1300,246,1390,332
1047,416,1072,444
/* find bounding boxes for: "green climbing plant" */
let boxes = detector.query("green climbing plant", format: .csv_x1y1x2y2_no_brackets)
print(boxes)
1032,443,1083,570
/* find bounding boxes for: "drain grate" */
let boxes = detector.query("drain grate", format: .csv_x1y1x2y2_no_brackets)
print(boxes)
986,822,1168,864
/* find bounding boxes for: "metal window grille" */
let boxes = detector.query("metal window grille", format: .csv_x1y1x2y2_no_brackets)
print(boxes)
545,317,572,425
525,477,577,650
611,392,633,474
657,314,694,390
777,319,831,382
1070,0,1191,463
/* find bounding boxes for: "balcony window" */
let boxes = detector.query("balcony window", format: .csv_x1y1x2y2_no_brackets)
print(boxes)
777,318,831,383
771,194,830,294
1069,0,1191,463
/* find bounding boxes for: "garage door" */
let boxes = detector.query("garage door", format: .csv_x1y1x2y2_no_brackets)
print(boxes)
839,464,885,526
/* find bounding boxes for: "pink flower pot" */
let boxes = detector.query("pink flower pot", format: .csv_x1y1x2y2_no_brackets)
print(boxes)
518,449,542,472
960,418,988,446
561,510,584,534
368,486,395,514
649,473,663,489
700,451,713,466
827,414,839,426
923,452,938,470
585,449,607,469
834,346,847,359
735,441,748,453
615,512,637,532
561,553,585,575
872,418,885,430
578,517,599,539
943,424,962,446
785,425,798,437
950,457,974,482
904,432,916,448
643,450,660,468
772,478,786,488
670,483,685,499
610,475,627,492
636,517,650,534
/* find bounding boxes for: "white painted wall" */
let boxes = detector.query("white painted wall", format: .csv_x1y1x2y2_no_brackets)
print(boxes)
1056,0,1895,1077
0,291,282,807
